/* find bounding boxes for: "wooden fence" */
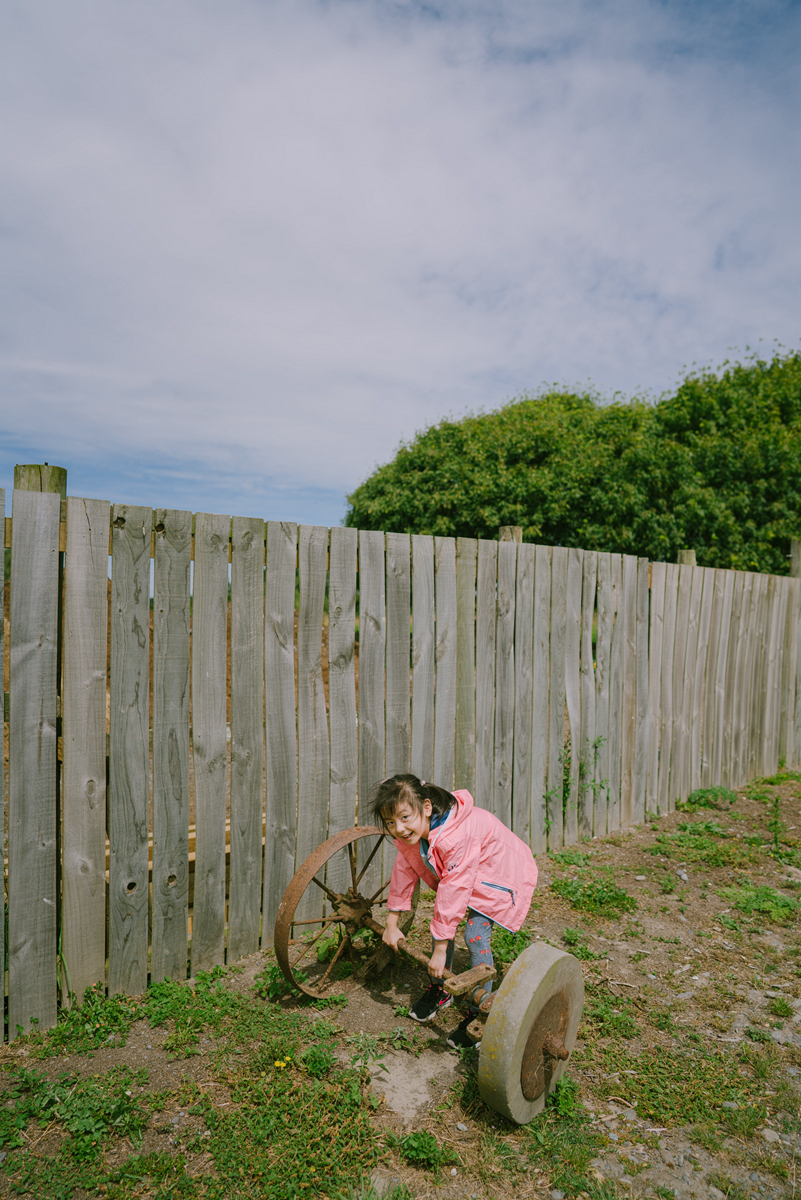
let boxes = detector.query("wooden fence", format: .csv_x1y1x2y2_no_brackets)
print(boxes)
2,487,800,1038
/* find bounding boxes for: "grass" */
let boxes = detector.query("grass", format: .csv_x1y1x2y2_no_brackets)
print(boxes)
647,821,758,869
677,786,738,813
0,969,383,1199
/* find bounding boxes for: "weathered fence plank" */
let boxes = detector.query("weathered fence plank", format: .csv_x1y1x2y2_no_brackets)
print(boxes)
228,516,266,960
721,571,745,789
411,535,435,782
780,577,800,772
0,489,4,1007
646,562,665,816
607,554,624,828
151,508,191,983
711,571,735,786
386,532,411,776
263,522,298,940
747,573,768,780
578,553,597,839
691,570,714,791
493,540,516,825
564,548,582,845
668,562,692,806
359,531,385,892
676,565,702,801
619,555,637,826
190,512,229,973
512,543,535,845
731,573,754,788
633,558,650,823
595,552,613,831
475,540,498,805
295,527,330,924
700,570,724,788
61,496,110,1001
327,526,358,895
530,545,551,853
548,547,568,847
434,537,457,789
762,577,784,778
8,489,60,1035
657,563,678,813
455,538,477,793
108,504,152,996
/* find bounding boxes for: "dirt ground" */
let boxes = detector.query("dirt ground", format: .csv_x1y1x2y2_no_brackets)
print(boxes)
1,780,799,1200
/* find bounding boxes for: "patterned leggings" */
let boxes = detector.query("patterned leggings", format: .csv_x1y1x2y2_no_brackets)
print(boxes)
433,910,494,1012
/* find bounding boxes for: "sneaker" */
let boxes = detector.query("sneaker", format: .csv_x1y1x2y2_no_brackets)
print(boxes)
409,983,453,1023
447,1015,481,1051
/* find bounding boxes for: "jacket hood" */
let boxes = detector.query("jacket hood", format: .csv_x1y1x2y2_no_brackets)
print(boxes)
429,789,473,845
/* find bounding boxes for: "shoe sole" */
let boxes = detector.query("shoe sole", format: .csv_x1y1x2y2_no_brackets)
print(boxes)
409,996,453,1023
447,1037,481,1050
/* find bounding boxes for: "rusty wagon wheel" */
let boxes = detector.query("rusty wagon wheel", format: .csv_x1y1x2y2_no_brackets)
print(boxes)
274,826,419,999
478,943,584,1124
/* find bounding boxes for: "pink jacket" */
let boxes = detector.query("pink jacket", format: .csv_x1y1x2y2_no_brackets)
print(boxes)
386,790,538,941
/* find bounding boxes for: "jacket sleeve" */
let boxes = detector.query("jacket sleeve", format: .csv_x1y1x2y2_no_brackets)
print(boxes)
387,844,428,911
429,836,482,941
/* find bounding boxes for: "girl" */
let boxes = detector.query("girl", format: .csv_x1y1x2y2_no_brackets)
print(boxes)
372,774,538,1049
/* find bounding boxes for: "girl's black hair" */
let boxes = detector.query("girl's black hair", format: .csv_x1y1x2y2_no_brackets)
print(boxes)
370,773,456,831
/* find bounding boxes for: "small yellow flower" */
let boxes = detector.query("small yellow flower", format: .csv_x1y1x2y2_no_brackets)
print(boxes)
274,1060,285,1068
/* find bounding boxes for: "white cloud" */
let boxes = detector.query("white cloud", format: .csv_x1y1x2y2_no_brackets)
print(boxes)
0,0,798,522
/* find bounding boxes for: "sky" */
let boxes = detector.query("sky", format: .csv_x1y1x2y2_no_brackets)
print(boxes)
1,0,799,527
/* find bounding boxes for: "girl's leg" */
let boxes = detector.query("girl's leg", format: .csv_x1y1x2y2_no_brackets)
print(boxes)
463,912,494,1012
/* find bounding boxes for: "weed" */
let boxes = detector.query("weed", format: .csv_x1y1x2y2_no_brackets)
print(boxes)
551,877,636,917
393,1003,410,1018
562,927,600,961
27,983,141,1059
677,786,737,812
551,848,593,868
382,1026,417,1053
546,1076,580,1115
301,1044,336,1078
648,822,756,868
254,961,307,1001
520,1090,612,1197
717,881,800,924
348,1033,388,1073
388,1130,459,1174
493,927,532,968
769,996,794,1018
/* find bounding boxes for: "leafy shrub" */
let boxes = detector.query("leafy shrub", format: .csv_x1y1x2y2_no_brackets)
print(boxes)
716,881,800,924
551,878,636,916
677,787,737,812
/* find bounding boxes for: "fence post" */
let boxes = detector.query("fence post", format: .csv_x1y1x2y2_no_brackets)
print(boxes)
499,526,523,543
678,549,696,566
8,463,65,1036
792,541,801,768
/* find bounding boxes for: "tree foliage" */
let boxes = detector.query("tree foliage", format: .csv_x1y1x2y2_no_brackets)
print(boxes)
344,351,801,573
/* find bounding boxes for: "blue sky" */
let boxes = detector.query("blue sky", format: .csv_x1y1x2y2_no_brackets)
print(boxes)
1,0,799,526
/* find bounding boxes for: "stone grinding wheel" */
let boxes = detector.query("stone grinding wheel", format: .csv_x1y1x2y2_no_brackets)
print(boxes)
478,943,584,1124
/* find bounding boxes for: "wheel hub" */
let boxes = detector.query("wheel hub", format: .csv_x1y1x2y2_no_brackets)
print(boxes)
519,989,569,1101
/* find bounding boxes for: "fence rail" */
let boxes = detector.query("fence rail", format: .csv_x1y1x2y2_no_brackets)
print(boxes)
3,490,800,1037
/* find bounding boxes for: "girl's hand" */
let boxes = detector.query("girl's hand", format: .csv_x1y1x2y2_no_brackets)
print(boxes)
383,913,406,951
428,942,449,980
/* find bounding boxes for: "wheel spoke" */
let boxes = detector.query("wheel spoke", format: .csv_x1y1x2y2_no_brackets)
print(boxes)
367,878,391,904
348,842,358,891
289,914,341,928
317,933,351,991
309,875,339,903
355,836,384,885
289,925,329,971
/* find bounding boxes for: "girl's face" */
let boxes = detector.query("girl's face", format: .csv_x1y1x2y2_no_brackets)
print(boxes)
383,798,432,845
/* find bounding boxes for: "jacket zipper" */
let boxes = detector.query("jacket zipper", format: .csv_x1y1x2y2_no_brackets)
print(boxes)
481,881,516,906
